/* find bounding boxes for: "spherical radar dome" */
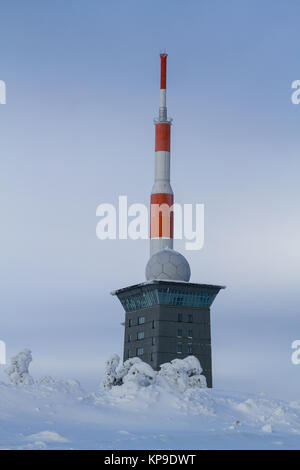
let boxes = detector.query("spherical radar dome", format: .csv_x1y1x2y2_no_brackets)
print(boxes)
145,248,191,282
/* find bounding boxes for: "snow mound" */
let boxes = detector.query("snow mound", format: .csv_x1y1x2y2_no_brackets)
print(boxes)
26,431,69,443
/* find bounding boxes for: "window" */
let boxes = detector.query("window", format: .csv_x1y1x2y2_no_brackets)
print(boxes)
150,352,154,361
188,344,193,354
138,316,145,325
155,287,215,309
177,343,182,354
152,337,156,345
127,350,131,358
188,329,193,338
177,329,182,338
188,314,193,323
152,320,155,329
137,331,145,340
177,313,182,322
136,347,144,356
128,334,132,342
128,319,132,327
121,289,158,312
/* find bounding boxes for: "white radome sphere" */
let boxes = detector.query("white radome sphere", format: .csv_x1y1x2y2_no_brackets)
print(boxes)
145,248,191,282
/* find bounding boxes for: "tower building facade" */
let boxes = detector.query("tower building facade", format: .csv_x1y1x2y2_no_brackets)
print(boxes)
112,54,224,387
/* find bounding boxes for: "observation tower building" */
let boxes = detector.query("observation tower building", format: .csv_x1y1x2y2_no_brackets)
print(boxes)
112,54,224,387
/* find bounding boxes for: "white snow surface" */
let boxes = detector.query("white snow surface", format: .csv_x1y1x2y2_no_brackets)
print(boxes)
0,378,300,449
1,351,299,450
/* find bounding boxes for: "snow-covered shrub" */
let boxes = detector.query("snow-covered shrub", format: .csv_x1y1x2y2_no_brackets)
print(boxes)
102,356,156,388
36,376,55,385
157,359,189,392
182,355,203,376
55,379,83,394
122,361,156,387
6,349,34,385
100,354,122,389
100,354,207,391
188,373,207,388
181,356,207,388
35,376,83,396
116,357,143,382
157,356,207,392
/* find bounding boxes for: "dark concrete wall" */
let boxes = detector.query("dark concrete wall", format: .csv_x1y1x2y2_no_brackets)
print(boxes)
123,304,212,387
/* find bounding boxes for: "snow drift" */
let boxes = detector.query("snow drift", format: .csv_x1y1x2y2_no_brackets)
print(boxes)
0,350,300,450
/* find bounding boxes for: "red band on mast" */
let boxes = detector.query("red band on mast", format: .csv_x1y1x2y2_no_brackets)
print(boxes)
160,54,167,89
150,193,174,239
155,122,170,151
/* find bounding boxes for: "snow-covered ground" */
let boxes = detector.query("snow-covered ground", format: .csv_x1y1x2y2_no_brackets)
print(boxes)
1,351,299,450
0,378,300,450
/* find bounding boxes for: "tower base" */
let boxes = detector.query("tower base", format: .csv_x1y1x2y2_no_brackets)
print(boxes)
112,280,224,388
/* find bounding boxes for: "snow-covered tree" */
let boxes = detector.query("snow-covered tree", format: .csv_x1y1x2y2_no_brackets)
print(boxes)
100,354,207,391
157,356,207,392
101,356,154,389
157,359,188,392
122,360,156,387
6,349,34,385
188,373,207,388
116,357,143,382
183,356,207,388
100,354,122,389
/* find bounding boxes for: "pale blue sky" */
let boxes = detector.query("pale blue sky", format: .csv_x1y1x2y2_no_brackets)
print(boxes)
1,0,300,398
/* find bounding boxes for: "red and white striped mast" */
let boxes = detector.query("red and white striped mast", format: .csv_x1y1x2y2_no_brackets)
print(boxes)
150,53,174,256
